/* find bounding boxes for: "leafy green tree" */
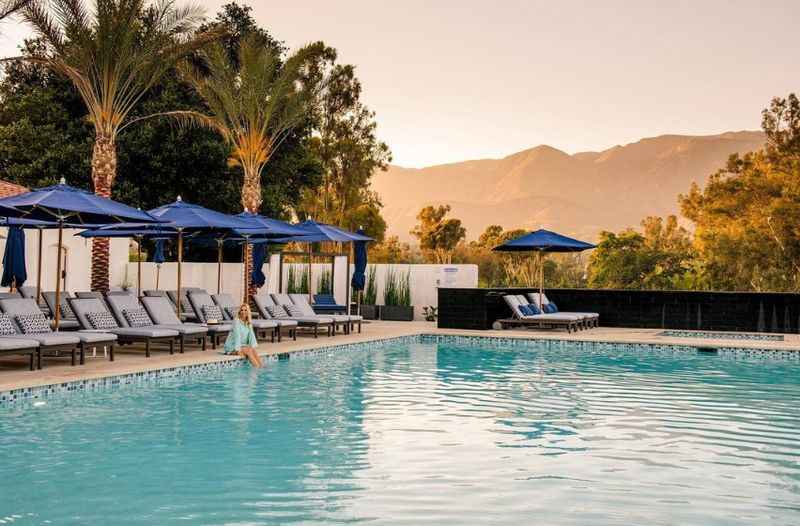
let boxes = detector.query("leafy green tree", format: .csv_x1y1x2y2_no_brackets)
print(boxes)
680,94,800,291
587,215,695,289
410,205,466,264
301,64,391,237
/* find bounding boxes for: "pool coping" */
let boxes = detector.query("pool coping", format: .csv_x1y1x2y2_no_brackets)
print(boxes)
2,330,799,406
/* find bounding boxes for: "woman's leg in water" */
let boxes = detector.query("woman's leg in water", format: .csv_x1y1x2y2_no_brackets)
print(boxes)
238,347,262,368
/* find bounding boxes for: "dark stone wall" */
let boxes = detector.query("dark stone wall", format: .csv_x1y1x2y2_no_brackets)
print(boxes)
438,287,800,333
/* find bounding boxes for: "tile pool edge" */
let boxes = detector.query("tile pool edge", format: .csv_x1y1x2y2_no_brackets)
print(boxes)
2,332,799,406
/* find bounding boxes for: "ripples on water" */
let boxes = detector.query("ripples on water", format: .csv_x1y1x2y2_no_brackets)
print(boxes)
1,342,799,525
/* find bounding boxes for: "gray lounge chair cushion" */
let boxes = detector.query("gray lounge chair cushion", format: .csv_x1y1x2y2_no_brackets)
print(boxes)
0,313,17,335
167,290,192,313
75,330,117,343
144,290,167,297
285,304,305,317
146,324,208,336
42,291,76,320
18,286,36,299
22,332,80,346
266,305,288,318
16,312,52,334
288,293,358,323
110,327,180,339
0,336,39,350
202,305,224,323
187,291,219,323
141,296,182,325
526,293,599,319
55,320,80,330
75,291,104,300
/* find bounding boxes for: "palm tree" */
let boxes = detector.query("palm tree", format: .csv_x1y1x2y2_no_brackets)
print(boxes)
19,0,220,291
168,33,334,213
0,0,30,21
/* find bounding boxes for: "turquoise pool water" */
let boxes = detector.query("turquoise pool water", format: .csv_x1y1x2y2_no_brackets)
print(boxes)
2,338,800,525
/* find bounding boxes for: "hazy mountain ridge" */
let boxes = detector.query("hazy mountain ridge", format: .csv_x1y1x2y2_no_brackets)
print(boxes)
371,131,765,241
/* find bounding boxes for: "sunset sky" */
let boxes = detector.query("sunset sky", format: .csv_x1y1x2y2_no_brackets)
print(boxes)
0,0,798,168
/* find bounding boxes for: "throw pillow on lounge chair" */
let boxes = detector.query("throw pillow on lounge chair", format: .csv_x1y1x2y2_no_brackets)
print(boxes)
202,305,224,323
87,311,118,330
123,308,153,328
16,313,51,334
266,305,289,319
543,303,558,313
223,306,236,320
0,313,17,335
519,304,534,316
285,305,305,318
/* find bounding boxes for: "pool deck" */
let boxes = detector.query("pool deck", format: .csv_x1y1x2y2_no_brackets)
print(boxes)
2,322,799,392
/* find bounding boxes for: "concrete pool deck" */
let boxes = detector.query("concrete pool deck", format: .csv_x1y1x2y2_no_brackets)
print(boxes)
2,322,799,392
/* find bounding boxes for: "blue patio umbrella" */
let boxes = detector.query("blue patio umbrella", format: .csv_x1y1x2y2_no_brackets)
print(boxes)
351,228,368,291
272,220,373,307
0,178,162,328
152,238,166,290
493,228,596,308
2,225,27,289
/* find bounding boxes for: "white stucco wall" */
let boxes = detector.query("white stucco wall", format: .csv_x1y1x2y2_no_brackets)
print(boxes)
0,227,129,293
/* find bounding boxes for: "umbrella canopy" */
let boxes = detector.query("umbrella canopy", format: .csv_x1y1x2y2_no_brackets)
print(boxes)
493,229,596,309
0,179,163,329
235,212,307,238
351,228,368,292
492,229,596,253
147,197,251,231
1,225,27,288
275,220,373,243
0,179,161,225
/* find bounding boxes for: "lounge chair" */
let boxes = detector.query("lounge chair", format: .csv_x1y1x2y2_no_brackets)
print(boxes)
211,293,287,342
0,291,22,300
312,294,347,315
107,294,208,354
186,291,232,349
0,318,40,370
253,295,333,338
0,298,85,366
69,298,178,358
526,293,599,328
167,289,201,322
18,286,37,300
288,294,362,334
496,295,582,333
41,291,81,330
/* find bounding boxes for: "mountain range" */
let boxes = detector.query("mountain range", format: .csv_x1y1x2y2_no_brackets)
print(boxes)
370,131,765,242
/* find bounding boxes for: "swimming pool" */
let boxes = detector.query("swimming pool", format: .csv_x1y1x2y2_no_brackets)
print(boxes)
2,336,799,524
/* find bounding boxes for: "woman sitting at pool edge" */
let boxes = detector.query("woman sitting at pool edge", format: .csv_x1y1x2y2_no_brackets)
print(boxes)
223,304,263,368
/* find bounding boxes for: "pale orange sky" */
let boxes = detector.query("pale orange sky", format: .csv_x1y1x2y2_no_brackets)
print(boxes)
1,0,798,168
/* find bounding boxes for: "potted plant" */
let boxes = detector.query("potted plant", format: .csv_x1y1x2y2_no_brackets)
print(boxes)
381,268,414,321
360,265,380,320
422,306,437,322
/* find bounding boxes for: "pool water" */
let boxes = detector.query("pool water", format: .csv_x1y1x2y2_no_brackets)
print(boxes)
2,339,800,525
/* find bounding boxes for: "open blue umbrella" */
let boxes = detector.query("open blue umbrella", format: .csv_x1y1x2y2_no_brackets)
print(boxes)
2,225,27,289
493,228,596,308
0,178,162,328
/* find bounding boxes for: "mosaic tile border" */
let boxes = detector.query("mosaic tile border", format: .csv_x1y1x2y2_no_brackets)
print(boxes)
657,329,785,342
2,332,798,407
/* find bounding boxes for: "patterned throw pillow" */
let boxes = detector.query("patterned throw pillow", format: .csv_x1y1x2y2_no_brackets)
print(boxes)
0,313,17,335
87,311,118,330
60,300,76,319
223,306,236,320
285,304,305,317
266,305,288,319
519,304,534,317
123,308,152,328
202,305,223,322
16,313,52,334
180,297,192,313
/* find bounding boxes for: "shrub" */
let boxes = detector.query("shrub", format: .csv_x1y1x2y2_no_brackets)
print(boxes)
364,265,377,304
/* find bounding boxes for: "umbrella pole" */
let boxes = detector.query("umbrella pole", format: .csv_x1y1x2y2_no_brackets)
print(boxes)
217,240,223,295
36,227,43,304
156,264,160,290
53,221,64,331
136,236,142,299
346,242,351,315
241,237,247,304
538,251,544,310
308,243,313,303
176,230,183,318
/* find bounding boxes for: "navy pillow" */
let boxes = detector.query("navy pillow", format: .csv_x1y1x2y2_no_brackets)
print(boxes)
527,303,542,315
519,304,533,316
544,303,559,313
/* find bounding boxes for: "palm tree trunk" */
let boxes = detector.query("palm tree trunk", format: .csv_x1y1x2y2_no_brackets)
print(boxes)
90,134,117,292
241,167,262,302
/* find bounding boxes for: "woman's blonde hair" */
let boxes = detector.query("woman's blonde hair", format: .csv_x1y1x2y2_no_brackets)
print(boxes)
238,303,252,325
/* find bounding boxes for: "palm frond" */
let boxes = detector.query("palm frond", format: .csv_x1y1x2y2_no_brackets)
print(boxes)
0,0,31,21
